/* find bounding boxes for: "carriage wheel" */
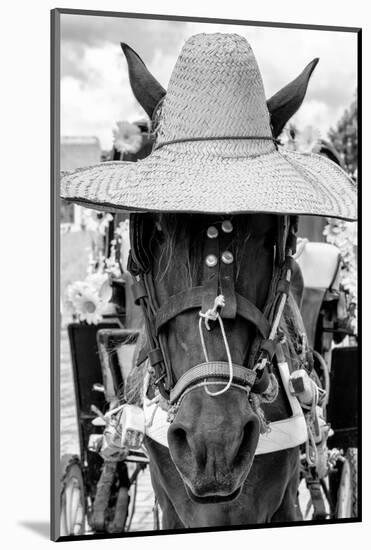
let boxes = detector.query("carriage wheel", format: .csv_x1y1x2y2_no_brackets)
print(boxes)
336,448,358,518
60,454,86,536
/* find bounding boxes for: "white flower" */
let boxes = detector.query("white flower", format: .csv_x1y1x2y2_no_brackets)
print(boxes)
296,126,321,154
86,272,108,291
66,281,91,304
66,274,113,325
115,219,130,239
105,254,122,278
74,290,105,325
81,209,113,235
282,125,321,154
113,121,143,155
323,218,357,312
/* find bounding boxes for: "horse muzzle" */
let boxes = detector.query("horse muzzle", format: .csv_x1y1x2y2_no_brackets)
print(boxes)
184,482,243,504
167,384,261,502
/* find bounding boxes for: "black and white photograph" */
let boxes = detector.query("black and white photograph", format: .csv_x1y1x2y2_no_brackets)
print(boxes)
52,8,359,541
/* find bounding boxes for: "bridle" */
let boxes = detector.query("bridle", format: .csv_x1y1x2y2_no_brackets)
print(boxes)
129,95,300,409
127,212,299,411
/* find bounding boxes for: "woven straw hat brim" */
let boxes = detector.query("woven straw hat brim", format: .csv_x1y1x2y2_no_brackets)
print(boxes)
60,144,357,220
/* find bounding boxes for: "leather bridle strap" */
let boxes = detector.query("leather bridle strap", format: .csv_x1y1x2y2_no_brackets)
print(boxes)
154,287,270,338
129,213,299,401
202,232,219,313
219,228,237,318
169,361,257,405
132,271,173,398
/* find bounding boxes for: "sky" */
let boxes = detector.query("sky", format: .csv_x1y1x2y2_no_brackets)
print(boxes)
60,14,358,150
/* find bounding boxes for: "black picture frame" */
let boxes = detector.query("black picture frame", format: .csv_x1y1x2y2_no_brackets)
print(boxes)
51,8,361,542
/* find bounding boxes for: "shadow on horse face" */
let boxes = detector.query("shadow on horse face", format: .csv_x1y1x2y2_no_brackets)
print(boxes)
149,213,276,501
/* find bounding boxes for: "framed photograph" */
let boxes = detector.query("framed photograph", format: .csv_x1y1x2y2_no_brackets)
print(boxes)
51,8,360,542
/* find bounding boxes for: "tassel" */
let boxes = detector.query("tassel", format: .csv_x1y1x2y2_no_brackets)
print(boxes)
261,373,279,403
250,393,271,434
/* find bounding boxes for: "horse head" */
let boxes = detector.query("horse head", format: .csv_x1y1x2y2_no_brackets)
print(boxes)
123,41,318,502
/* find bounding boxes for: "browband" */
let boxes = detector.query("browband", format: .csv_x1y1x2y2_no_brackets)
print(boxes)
153,286,270,338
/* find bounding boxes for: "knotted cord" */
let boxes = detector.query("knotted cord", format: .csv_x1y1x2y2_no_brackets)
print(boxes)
198,295,234,397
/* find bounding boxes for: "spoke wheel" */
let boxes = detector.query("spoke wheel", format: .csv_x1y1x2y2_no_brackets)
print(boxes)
336,448,358,518
60,455,86,536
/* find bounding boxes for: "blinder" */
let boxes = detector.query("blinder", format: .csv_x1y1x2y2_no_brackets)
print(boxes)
127,211,299,405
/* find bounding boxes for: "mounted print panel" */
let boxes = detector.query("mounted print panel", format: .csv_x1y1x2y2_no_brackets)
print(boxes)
51,8,360,542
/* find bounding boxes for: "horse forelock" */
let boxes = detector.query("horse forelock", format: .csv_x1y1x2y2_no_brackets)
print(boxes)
150,213,275,298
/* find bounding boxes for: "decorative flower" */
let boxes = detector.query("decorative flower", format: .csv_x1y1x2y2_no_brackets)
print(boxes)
74,289,105,325
115,219,130,239
323,218,358,333
113,121,143,155
86,272,111,295
105,253,122,279
282,125,321,154
81,209,113,235
66,281,91,304
282,123,358,335
66,273,112,325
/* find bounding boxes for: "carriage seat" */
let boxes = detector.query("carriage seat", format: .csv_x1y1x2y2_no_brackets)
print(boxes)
294,241,341,348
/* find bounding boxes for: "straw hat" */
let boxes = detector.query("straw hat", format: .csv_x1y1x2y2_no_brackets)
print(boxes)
61,33,357,221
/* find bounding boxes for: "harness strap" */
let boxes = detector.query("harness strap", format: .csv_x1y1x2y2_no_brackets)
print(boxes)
169,361,256,405
202,235,219,314
129,213,299,400
154,288,270,338
306,477,328,520
236,294,270,338
219,229,237,318
135,272,172,398
154,287,203,331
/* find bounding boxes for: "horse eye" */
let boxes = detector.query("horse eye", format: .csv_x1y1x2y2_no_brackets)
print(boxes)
155,221,162,232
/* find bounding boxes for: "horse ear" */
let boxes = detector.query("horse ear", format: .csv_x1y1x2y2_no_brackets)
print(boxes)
267,58,319,139
121,43,166,119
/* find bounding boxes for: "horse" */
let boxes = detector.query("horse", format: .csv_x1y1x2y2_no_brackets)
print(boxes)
118,40,319,529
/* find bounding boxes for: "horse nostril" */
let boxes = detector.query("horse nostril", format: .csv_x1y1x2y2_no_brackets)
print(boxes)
234,416,260,466
168,425,206,468
168,425,190,459
170,426,188,448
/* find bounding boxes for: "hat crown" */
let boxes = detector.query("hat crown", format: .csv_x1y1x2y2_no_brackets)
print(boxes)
157,33,272,148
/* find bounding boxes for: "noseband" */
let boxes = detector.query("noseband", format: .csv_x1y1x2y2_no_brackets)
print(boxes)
127,213,298,409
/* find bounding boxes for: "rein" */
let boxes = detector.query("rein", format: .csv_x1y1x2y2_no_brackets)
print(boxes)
127,213,299,412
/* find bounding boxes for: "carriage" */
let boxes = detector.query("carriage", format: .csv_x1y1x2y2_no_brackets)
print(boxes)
59,237,358,536
59,32,358,536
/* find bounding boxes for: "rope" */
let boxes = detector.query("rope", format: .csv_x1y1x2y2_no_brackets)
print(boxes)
312,350,330,407
198,295,234,397
305,380,320,466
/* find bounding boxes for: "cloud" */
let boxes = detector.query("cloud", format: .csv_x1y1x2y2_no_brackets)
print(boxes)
61,43,145,149
60,15,357,148
61,14,188,67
